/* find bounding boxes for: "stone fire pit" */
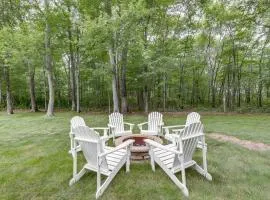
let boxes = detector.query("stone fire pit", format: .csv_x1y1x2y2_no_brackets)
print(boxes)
115,134,163,161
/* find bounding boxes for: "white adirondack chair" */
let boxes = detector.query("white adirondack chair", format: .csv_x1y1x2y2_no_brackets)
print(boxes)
70,116,111,153
70,116,111,180
69,125,134,199
164,112,201,144
144,122,212,197
108,112,134,140
138,112,164,136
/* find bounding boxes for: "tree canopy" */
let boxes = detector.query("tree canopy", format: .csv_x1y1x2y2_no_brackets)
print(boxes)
0,0,269,115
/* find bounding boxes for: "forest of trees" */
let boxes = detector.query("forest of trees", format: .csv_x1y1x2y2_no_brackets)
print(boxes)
0,0,269,116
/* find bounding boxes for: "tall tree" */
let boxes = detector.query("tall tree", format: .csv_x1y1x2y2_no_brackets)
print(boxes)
44,0,55,116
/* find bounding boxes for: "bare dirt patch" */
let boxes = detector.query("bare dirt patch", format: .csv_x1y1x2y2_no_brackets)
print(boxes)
208,133,270,151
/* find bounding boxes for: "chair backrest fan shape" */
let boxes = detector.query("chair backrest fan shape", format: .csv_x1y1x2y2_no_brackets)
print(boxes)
173,123,203,166
74,126,108,171
148,112,163,132
70,116,86,132
186,112,200,126
109,112,124,133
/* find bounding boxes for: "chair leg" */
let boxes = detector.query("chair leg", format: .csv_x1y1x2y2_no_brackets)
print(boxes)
200,145,212,180
126,147,130,172
72,149,77,178
69,167,87,186
202,146,208,172
96,157,127,199
193,163,212,181
179,155,186,186
155,156,189,197
150,147,155,172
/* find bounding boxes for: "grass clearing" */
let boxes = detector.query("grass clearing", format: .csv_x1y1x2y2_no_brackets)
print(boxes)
0,112,269,199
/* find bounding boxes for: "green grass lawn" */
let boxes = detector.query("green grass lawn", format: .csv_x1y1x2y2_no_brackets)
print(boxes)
1,112,270,200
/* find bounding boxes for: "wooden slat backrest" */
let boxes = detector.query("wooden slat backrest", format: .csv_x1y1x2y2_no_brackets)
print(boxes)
173,123,203,166
73,126,108,171
186,112,200,126
109,112,124,133
148,112,163,131
70,116,86,133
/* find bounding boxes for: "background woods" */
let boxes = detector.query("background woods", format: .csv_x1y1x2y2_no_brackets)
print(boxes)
0,0,269,115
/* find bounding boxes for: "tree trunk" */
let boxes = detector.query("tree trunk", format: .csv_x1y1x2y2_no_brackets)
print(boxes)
45,0,54,116
42,65,47,110
67,6,76,111
112,74,119,112
109,49,119,112
46,69,54,116
223,92,226,113
258,64,263,107
28,63,37,112
237,53,242,107
178,61,185,109
143,86,148,113
142,16,150,113
69,34,76,111
120,46,128,113
76,62,80,113
108,90,111,113
137,90,144,111
105,0,119,113
4,65,13,114
76,26,80,113
163,73,166,112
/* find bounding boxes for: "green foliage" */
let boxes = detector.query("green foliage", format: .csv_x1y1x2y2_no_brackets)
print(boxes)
0,0,269,112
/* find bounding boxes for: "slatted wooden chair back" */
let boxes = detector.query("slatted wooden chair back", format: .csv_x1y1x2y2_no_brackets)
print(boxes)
73,126,109,171
174,122,204,165
148,112,163,132
186,112,200,126
109,112,124,133
70,116,86,132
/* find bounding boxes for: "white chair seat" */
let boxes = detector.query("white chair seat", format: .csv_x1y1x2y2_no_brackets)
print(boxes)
164,134,179,142
114,130,132,137
140,130,158,135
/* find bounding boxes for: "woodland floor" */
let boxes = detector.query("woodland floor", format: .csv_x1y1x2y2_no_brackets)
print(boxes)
0,111,270,200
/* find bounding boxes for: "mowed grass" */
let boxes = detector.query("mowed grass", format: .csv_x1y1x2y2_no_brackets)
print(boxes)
0,112,270,200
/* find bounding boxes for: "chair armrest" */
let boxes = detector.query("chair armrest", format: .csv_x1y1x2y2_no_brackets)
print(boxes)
138,122,148,126
107,124,116,133
157,122,164,128
163,125,185,134
93,127,109,130
138,122,148,131
172,128,184,133
108,124,116,128
93,127,110,137
163,125,185,129
157,123,164,136
74,137,100,144
124,122,134,131
144,139,182,155
124,122,134,126
99,139,135,157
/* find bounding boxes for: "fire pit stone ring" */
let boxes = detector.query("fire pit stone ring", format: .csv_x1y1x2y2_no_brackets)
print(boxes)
115,134,163,161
